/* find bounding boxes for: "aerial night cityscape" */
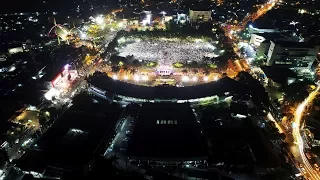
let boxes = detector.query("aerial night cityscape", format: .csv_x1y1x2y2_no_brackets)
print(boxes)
1,0,320,179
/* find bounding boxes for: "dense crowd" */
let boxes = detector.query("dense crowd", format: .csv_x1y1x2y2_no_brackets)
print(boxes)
117,38,219,65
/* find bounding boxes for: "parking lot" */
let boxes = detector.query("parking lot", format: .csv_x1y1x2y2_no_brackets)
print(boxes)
105,115,135,157
104,115,146,174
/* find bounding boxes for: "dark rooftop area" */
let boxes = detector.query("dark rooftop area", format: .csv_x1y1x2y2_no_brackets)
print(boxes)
88,72,248,100
18,93,122,172
254,32,294,42
272,40,315,48
261,66,297,85
128,103,207,160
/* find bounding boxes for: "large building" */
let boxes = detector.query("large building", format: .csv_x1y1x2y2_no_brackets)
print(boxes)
87,72,248,104
17,94,122,179
189,10,211,23
127,103,207,166
266,40,318,78
250,32,296,58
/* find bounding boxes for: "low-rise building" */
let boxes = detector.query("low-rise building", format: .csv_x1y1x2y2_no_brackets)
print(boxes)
189,10,211,23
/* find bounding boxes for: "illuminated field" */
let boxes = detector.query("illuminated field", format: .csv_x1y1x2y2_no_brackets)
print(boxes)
116,37,220,65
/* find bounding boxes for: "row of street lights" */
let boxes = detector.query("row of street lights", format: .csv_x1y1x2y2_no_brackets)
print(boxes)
181,75,219,82
111,74,219,83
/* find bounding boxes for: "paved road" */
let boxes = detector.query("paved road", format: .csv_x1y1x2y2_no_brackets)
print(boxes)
7,128,35,160
104,116,146,174
292,85,320,180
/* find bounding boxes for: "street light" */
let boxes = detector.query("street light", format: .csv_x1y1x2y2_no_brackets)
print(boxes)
95,15,104,25
203,76,209,82
112,75,118,80
134,75,140,81
182,76,189,82
142,75,148,81
192,77,198,82
80,32,87,39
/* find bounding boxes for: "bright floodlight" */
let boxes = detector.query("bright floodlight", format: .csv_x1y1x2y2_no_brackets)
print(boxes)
112,75,118,80
134,75,140,81
142,75,148,81
192,77,198,82
249,24,253,29
124,75,129,80
44,88,59,101
118,22,124,28
160,11,166,15
95,15,104,25
203,76,209,81
182,76,189,82
292,122,298,129
80,32,87,39
64,64,70,71
214,76,219,81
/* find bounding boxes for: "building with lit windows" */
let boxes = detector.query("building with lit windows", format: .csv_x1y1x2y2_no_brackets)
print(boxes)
189,10,211,23
215,0,224,6
266,40,318,78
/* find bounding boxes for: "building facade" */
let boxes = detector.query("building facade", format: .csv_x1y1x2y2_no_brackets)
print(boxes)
189,10,211,23
266,41,318,78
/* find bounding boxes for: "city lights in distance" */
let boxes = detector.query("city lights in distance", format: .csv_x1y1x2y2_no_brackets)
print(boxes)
124,75,129,80
203,76,209,82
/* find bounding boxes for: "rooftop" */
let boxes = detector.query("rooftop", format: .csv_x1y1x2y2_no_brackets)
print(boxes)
272,40,315,49
18,94,121,172
128,103,206,160
88,72,247,100
253,32,294,42
261,66,297,85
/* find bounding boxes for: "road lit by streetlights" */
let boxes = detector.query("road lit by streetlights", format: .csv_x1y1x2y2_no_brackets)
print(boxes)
292,85,320,180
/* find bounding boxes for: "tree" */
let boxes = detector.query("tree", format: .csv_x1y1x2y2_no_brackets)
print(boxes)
132,59,141,67
130,68,137,74
111,66,120,73
39,116,47,127
182,69,188,73
109,155,120,166
189,61,198,68
283,80,314,102
203,68,210,75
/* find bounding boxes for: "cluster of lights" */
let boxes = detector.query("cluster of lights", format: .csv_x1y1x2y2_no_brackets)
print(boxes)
181,76,218,82
95,15,104,25
112,74,149,82
112,75,118,80
111,74,218,83
117,38,219,64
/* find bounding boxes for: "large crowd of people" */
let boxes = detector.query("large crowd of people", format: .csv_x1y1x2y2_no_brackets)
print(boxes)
117,38,220,65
